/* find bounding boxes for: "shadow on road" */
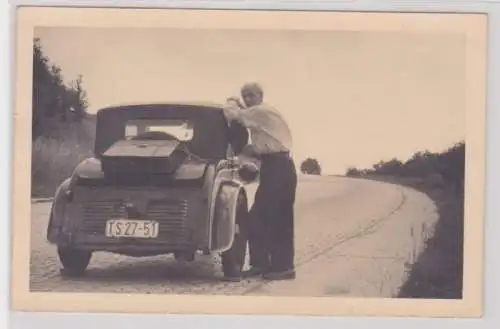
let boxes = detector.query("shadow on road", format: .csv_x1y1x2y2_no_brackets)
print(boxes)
60,256,228,285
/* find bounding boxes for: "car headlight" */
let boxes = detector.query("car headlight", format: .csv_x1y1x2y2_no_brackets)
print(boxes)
238,163,260,182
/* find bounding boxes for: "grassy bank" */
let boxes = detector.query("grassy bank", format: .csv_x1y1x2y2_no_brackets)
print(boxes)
31,137,92,198
346,141,465,299
362,174,464,299
31,117,95,198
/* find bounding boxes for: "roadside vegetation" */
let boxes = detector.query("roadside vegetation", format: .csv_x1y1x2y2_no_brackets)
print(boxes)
345,141,465,299
31,37,95,198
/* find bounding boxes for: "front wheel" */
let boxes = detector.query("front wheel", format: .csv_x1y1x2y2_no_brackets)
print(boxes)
221,193,249,278
57,246,92,277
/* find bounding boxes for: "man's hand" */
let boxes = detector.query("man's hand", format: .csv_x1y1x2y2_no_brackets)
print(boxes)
223,97,259,129
222,104,240,122
226,97,244,108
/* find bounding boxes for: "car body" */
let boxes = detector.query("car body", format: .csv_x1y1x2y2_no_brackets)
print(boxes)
46,102,260,278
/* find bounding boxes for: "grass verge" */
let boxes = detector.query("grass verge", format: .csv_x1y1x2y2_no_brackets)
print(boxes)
31,136,93,198
362,174,464,299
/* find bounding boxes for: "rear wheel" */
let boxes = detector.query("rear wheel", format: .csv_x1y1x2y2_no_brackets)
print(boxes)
57,246,92,277
221,193,249,278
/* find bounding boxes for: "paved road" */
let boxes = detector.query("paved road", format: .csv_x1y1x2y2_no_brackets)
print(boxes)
29,176,438,297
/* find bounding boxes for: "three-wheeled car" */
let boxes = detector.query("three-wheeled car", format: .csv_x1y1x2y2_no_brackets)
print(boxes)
46,102,260,279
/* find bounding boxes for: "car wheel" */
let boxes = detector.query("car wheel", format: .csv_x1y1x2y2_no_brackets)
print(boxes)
221,193,249,278
57,246,92,277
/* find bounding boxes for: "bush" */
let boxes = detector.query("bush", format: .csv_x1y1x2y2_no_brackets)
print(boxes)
345,141,465,190
300,157,322,175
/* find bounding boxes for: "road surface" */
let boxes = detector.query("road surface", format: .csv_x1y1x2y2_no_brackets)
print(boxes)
29,175,438,297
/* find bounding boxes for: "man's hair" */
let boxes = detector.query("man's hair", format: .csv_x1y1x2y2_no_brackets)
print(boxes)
241,82,264,97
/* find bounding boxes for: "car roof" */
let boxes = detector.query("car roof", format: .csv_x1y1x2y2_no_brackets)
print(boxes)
97,101,226,113
93,101,232,159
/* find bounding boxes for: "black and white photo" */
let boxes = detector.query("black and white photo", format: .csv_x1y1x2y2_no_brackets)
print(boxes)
11,7,487,318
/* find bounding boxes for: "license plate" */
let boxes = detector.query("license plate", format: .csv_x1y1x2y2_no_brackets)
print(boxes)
105,219,159,238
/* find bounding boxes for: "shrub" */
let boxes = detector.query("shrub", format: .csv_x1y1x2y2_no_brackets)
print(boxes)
300,157,322,175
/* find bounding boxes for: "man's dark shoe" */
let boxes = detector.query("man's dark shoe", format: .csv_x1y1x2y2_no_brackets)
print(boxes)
262,269,296,280
242,266,268,278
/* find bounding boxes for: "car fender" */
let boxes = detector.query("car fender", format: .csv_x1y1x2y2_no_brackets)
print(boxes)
210,182,245,253
230,154,260,211
46,177,72,244
208,162,247,252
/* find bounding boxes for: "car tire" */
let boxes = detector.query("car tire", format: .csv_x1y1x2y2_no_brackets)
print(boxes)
221,193,249,278
57,246,92,277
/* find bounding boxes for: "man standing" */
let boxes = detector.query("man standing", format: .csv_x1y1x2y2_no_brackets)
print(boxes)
223,83,297,280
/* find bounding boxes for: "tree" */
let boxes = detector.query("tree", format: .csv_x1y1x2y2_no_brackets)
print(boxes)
300,158,322,175
346,140,465,196
69,74,89,120
374,158,403,176
346,166,361,177
32,37,90,140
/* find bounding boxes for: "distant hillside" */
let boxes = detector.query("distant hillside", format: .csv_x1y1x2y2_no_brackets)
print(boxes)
31,37,96,197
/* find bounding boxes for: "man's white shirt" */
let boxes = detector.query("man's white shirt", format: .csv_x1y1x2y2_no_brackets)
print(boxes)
223,103,293,155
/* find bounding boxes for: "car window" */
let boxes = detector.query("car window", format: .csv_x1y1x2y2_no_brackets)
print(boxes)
124,119,194,141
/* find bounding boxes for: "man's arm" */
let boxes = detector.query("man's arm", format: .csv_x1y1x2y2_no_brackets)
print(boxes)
228,120,249,155
226,97,245,109
223,105,266,129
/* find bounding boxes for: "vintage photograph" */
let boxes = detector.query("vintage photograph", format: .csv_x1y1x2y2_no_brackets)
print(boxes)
11,8,487,317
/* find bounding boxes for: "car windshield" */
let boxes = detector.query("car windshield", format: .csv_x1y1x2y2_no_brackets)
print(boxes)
125,119,194,141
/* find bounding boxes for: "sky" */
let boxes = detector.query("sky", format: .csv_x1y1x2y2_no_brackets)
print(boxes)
34,27,465,175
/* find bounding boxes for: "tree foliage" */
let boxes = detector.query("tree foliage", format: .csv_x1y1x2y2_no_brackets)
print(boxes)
345,141,465,194
31,37,95,197
300,157,322,175
32,37,90,140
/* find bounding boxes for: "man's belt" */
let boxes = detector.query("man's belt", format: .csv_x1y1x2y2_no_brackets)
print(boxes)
258,151,290,160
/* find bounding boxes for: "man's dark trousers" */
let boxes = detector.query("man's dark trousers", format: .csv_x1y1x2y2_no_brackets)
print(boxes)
248,152,297,272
